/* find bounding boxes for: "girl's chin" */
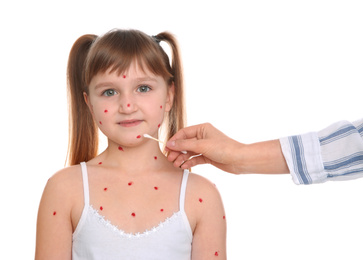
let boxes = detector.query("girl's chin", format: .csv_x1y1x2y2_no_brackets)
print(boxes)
106,129,160,148
108,136,145,148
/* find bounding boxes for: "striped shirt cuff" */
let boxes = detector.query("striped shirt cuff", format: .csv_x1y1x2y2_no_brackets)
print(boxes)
318,120,363,182
280,119,363,185
280,133,326,185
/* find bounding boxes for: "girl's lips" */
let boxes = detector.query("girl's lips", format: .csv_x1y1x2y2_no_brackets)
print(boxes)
118,120,143,127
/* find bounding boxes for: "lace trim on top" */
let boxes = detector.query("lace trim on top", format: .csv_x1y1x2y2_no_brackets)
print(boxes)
89,205,181,239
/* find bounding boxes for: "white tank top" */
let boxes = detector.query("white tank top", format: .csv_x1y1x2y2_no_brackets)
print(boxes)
72,162,193,260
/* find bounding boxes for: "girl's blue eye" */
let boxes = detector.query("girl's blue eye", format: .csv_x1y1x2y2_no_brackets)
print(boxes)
103,89,117,96
138,85,151,93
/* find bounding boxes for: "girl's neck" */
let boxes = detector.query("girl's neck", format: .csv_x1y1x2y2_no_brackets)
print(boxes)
97,139,169,175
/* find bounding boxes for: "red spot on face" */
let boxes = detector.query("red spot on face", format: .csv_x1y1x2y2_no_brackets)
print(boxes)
98,162,102,165
53,211,56,216
127,104,130,107
131,212,136,217
118,146,124,151
100,206,103,211
128,182,133,186
99,121,102,125
136,135,141,139
160,105,163,109
154,156,157,160
199,198,203,203
154,186,158,190
215,251,219,256
160,209,164,212
123,75,126,78
158,123,161,128
223,215,226,220
104,109,108,113
104,187,108,191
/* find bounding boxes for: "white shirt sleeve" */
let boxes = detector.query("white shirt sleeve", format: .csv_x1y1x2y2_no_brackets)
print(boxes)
279,118,363,185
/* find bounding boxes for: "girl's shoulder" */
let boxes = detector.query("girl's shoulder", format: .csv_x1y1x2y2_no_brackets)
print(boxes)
40,165,83,212
185,171,225,224
36,165,83,258
184,171,226,258
47,164,83,191
186,172,221,197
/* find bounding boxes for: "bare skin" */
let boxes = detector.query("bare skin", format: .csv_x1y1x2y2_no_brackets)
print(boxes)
166,123,289,174
35,68,227,259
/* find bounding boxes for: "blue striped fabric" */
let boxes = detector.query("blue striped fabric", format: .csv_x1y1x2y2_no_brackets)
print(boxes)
319,125,357,145
288,135,312,184
319,120,363,180
280,118,363,185
358,121,363,136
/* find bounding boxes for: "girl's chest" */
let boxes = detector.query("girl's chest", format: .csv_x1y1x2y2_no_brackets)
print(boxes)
71,174,197,234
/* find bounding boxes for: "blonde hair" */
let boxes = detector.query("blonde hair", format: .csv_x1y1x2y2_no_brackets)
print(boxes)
66,29,185,166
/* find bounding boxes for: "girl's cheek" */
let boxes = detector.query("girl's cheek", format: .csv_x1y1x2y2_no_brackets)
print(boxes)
100,108,109,123
156,105,166,127
93,109,108,127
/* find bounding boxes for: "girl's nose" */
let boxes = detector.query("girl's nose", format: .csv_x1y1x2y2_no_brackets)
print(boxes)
119,95,137,113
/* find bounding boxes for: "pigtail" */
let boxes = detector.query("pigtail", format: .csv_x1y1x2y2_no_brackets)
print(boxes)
155,32,186,141
66,34,98,166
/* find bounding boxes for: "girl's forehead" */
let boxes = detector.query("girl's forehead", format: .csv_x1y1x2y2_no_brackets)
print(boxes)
111,60,158,78
90,63,163,86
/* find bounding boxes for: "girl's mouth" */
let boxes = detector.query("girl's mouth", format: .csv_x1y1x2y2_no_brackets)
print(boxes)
118,120,143,127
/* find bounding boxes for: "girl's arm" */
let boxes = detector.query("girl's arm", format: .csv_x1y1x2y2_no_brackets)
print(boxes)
188,174,227,260
35,168,76,260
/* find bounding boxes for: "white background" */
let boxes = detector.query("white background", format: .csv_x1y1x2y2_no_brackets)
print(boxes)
1,0,362,259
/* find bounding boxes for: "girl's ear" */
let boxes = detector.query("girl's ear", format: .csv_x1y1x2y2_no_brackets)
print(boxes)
83,92,94,116
165,82,175,112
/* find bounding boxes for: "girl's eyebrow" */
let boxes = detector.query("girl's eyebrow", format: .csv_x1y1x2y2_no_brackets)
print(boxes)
94,82,114,89
93,77,158,89
135,76,158,82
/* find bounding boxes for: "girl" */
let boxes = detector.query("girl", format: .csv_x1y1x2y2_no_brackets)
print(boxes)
35,29,226,259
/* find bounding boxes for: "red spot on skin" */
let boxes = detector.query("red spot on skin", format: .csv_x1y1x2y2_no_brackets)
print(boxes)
118,146,124,151
160,105,163,109
104,109,108,113
104,187,108,191
223,215,226,220
154,156,157,160
53,211,56,216
127,104,130,107
128,182,133,186
154,186,158,190
123,75,126,78
100,206,103,211
136,135,141,139
199,198,203,203
158,124,161,128
98,162,102,165
160,209,164,212
99,121,102,125
215,251,219,256
131,212,136,217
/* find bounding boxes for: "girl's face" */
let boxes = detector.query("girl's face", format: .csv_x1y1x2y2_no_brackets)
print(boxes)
85,62,174,147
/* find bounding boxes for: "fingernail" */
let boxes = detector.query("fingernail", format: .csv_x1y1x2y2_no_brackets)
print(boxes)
179,160,186,168
167,140,176,147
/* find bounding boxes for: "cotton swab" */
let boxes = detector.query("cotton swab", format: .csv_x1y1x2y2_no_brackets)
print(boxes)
143,134,187,154
179,153,203,168
143,134,164,144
